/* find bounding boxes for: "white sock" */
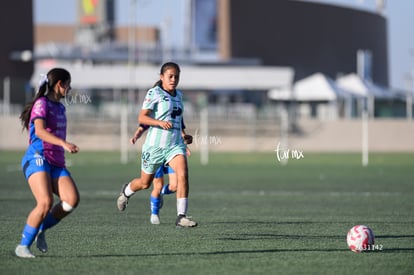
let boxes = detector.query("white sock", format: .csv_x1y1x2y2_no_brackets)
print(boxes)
177,198,188,216
124,183,135,197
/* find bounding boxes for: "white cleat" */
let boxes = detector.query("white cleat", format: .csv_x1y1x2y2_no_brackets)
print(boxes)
15,245,35,258
150,214,161,225
117,183,130,211
36,231,48,253
175,215,198,228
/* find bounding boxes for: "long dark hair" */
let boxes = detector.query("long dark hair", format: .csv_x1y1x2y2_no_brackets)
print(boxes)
153,62,181,88
20,68,71,130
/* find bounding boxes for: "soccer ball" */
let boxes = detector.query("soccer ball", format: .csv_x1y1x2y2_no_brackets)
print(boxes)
346,225,375,252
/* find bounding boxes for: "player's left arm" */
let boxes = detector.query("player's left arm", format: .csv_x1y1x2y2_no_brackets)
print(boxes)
130,124,148,144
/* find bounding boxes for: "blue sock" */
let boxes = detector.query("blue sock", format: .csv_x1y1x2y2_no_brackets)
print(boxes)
161,184,175,195
39,213,60,232
20,224,39,247
150,196,161,215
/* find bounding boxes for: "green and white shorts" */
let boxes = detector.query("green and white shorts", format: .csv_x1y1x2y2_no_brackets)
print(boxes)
141,143,186,174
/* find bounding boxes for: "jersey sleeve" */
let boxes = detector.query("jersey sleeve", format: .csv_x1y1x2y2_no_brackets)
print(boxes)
30,97,47,123
142,88,158,110
139,124,150,131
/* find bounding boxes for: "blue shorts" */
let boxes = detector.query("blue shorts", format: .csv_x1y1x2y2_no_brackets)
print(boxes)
22,156,70,180
154,166,175,178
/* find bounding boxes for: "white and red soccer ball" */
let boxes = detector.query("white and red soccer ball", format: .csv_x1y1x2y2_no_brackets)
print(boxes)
346,225,375,252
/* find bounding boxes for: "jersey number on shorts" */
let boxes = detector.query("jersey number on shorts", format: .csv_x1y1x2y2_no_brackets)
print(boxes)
142,151,150,161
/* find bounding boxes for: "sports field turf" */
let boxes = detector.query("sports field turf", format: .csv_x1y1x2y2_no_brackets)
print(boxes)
0,151,413,274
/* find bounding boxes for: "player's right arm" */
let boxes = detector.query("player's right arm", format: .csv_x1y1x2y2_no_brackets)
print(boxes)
138,109,172,130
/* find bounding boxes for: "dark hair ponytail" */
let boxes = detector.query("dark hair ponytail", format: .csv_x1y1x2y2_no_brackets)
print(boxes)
152,62,181,88
19,68,71,130
152,80,162,88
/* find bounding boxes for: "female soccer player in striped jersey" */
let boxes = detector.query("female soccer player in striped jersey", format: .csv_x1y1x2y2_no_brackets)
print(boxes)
130,122,192,225
117,62,197,227
16,68,80,258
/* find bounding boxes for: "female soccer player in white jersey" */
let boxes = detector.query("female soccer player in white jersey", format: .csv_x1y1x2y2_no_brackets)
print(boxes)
130,122,192,225
117,62,197,227
15,68,80,258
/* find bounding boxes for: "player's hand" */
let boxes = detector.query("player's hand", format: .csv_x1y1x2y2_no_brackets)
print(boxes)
130,127,145,144
183,134,193,145
130,136,137,144
63,142,79,154
158,121,173,129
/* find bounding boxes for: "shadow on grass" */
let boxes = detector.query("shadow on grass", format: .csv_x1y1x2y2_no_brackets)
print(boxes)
218,233,343,240
217,234,414,241
43,248,350,258
376,235,414,239
19,246,414,259
41,247,414,258
379,248,414,253
209,221,414,225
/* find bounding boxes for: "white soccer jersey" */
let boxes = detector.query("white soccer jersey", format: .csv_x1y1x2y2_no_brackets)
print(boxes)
142,86,184,148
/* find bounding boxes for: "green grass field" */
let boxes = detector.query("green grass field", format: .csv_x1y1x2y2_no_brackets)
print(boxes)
0,151,413,274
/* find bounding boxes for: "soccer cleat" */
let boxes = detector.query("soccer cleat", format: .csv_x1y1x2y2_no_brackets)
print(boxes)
175,215,198,228
15,245,35,258
35,231,47,253
117,183,130,211
150,214,161,225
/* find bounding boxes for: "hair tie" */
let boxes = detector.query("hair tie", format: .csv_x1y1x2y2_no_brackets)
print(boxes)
39,74,48,87
38,74,49,95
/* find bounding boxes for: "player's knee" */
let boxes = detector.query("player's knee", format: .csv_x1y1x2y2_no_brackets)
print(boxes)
36,198,53,216
153,181,163,192
153,177,162,185
140,178,153,189
142,182,151,189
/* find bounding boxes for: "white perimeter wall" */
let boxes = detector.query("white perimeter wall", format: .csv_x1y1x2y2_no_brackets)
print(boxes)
1,115,414,153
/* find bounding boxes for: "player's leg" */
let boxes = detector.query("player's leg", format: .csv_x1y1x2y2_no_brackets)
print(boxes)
150,166,178,224
43,169,79,226
117,171,155,211
167,151,197,227
161,171,177,195
117,144,161,211
36,172,79,253
51,175,80,219
150,174,164,224
16,171,53,258
163,144,188,195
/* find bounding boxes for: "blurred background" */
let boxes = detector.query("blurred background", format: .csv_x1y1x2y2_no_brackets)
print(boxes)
1,0,414,162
